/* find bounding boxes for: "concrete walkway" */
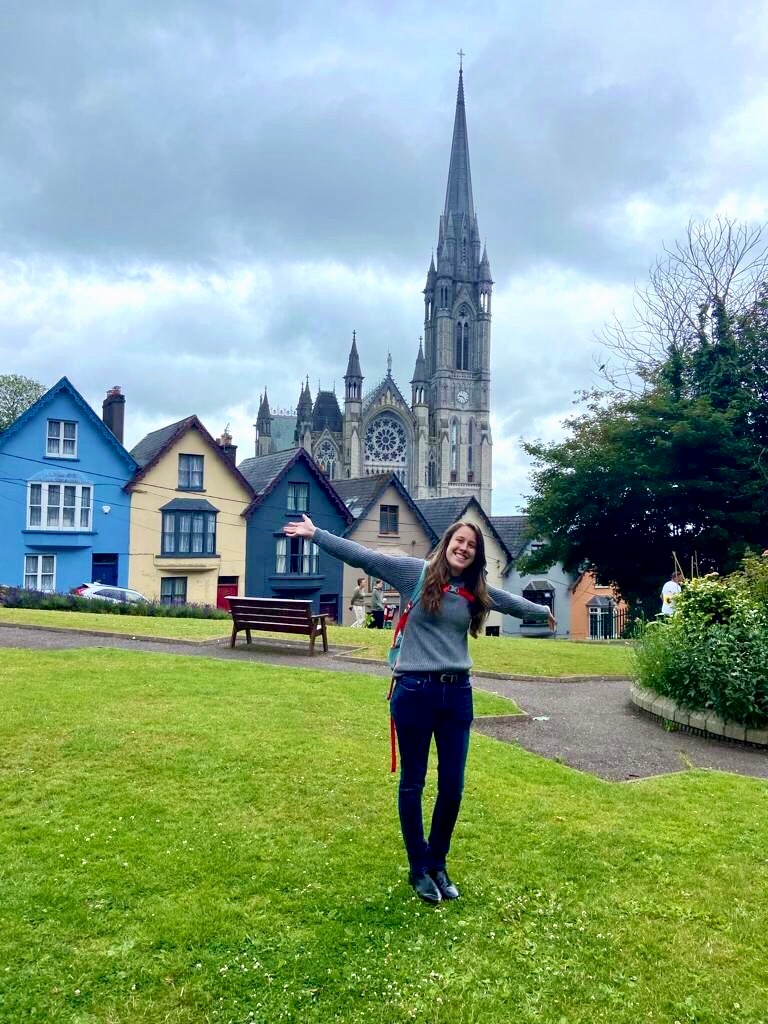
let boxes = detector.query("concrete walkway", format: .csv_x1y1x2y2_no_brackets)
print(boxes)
2,623,767,782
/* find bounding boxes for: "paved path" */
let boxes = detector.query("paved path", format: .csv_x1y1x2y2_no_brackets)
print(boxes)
2,624,767,782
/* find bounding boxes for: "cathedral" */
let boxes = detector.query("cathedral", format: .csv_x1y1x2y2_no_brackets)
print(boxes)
255,67,494,512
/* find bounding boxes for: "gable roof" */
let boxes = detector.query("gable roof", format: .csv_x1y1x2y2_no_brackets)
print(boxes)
490,515,532,560
362,372,413,418
238,449,300,495
239,446,353,521
331,473,438,544
415,495,513,563
127,415,255,495
0,375,137,472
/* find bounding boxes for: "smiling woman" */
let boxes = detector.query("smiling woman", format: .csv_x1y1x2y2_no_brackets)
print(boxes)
283,512,554,905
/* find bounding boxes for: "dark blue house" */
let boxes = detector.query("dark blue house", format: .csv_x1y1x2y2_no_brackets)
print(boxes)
238,447,352,622
0,378,137,592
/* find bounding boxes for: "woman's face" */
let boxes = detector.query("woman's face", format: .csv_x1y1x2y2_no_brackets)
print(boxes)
446,526,478,575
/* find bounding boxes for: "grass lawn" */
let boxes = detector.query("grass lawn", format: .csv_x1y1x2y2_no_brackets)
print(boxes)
0,606,231,640
331,624,633,677
1,649,767,1023
0,608,632,677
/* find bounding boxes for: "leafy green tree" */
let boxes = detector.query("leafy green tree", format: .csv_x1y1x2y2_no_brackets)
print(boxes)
0,375,46,432
522,220,768,611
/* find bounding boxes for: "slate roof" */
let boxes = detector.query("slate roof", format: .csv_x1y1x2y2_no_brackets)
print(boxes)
416,496,513,563
331,474,392,519
238,449,300,496
238,447,353,522
127,415,254,496
160,498,219,513
331,473,438,544
414,496,475,539
130,418,190,468
312,391,342,433
490,515,532,560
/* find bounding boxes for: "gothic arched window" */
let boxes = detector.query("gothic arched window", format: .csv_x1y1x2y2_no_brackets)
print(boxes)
455,306,471,370
364,414,408,476
315,438,338,479
428,451,436,489
467,420,474,482
450,419,459,482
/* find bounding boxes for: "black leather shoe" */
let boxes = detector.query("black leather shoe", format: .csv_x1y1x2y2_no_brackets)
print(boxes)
408,870,442,903
429,868,459,900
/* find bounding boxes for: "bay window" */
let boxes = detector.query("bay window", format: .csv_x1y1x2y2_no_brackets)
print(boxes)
27,482,92,530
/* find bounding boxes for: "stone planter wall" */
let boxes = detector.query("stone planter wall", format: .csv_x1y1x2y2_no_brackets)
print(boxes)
631,684,768,747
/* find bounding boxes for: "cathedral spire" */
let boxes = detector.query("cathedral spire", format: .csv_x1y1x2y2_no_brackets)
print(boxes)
345,330,362,378
443,66,475,220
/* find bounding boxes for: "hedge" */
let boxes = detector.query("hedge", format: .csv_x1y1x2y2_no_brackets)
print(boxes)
632,557,768,728
0,588,230,620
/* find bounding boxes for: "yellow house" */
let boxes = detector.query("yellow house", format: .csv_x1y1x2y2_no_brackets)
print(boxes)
331,474,438,625
126,418,253,607
414,496,513,632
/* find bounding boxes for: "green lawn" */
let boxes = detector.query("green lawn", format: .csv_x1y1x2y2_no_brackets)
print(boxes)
0,608,632,677
333,624,632,677
1,648,766,1023
0,606,231,640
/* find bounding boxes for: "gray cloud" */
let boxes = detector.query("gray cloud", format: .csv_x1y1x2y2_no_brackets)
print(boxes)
1,0,768,508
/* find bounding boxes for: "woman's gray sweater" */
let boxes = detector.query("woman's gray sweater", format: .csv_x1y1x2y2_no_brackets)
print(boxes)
314,529,550,675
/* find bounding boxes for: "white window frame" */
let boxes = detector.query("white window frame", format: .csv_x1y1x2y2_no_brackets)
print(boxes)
24,554,56,592
27,482,93,530
46,419,78,458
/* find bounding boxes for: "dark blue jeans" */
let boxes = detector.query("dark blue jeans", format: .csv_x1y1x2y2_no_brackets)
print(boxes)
390,674,473,873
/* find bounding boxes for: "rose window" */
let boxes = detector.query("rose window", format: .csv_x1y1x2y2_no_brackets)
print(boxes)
364,414,407,465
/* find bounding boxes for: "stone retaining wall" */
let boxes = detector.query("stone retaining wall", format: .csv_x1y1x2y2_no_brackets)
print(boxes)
630,684,768,747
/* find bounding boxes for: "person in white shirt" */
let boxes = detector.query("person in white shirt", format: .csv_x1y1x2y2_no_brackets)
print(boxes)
660,571,684,616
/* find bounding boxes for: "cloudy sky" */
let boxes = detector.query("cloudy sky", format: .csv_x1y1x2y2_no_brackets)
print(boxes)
3,1,768,511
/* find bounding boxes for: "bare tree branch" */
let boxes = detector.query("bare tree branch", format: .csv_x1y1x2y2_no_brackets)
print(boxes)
599,216,768,393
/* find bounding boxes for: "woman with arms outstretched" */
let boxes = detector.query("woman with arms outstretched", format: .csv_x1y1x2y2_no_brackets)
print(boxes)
283,514,555,904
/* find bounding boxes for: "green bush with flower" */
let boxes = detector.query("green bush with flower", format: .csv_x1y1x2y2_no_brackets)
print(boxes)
0,587,230,619
633,556,768,728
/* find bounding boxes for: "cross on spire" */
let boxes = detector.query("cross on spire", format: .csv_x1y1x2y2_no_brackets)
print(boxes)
457,48,465,71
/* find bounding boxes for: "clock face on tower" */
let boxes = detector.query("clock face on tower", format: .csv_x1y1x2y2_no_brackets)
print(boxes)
456,388,469,407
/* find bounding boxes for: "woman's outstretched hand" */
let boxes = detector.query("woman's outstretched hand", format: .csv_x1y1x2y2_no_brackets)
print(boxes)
283,514,316,539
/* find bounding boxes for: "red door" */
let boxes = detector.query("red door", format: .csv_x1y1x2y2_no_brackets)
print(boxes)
217,581,238,609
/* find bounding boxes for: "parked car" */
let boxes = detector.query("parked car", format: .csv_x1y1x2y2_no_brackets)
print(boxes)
72,583,148,604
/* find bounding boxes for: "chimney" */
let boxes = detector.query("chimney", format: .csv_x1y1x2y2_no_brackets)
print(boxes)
102,386,125,444
218,427,237,465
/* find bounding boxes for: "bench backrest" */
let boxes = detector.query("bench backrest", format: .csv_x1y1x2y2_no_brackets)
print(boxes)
226,596,316,630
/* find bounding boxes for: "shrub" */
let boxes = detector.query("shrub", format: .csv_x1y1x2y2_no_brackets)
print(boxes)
0,588,230,620
633,573,768,728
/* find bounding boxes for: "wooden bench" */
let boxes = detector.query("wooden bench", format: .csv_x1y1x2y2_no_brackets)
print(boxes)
226,596,329,655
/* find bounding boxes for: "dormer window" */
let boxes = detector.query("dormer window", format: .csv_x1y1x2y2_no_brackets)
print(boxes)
47,419,77,458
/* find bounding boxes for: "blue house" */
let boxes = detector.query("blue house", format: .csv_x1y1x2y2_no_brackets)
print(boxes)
238,447,352,622
0,378,138,592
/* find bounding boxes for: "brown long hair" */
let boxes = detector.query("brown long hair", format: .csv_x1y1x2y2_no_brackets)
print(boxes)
421,521,492,637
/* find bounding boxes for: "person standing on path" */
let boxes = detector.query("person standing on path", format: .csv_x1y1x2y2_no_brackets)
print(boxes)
283,514,555,904
349,577,367,628
369,580,387,629
660,570,684,616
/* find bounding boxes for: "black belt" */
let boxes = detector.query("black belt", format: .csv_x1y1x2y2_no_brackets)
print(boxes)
399,671,469,684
